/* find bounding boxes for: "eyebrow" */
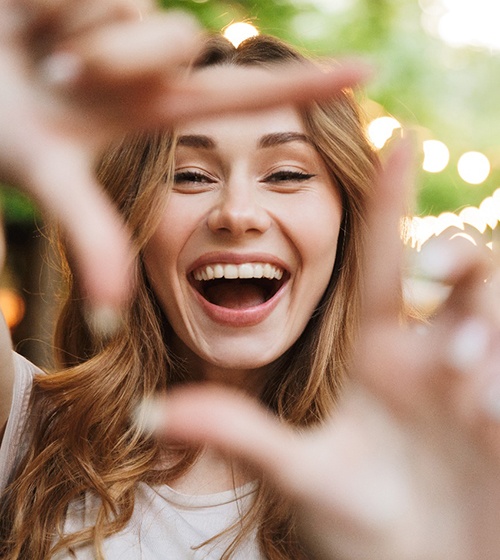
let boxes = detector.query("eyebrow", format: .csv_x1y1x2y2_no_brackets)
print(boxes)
258,132,311,148
177,135,216,149
177,132,311,151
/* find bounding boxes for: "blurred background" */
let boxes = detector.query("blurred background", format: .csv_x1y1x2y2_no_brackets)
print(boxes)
2,0,500,366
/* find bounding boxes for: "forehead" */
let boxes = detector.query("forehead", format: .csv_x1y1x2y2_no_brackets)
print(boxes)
176,105,306,143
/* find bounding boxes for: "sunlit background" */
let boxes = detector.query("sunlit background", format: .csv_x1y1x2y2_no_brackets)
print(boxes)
2,0,500,363
159,0,500,252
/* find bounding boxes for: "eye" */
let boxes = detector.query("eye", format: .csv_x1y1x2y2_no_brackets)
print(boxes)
174,170,215,184
263,170,316,184
173,170,216,192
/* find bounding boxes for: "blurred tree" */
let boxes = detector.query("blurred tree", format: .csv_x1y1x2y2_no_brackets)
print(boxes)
161,0,500,216
3,0,500,218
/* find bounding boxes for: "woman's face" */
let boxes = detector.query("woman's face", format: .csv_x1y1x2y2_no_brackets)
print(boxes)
143,105,342,387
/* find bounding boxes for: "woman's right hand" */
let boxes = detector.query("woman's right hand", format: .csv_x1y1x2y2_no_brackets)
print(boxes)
0,0,203,311
0,0,371,311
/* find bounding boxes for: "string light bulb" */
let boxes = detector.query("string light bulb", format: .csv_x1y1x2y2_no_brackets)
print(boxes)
223,22,259,47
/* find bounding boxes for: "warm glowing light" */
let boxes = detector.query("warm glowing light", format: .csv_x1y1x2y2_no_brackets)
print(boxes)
407,190,500,253
367,117,401,149
434,211,463,235
223,22,259,47
492,188,500,221
422,139,450,173
0,288,25,329
421,0,500,52
407,215,438,249
403,276,452,316
449,232,478,246
479,197,499,229
457,151,490,185
459,206,487,233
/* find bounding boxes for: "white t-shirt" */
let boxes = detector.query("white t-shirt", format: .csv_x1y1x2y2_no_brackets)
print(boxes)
0,353,263,559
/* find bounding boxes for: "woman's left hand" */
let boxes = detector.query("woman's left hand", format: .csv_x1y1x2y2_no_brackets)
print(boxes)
147,140,500,560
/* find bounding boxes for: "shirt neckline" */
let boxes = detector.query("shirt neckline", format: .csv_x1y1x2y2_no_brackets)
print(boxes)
150,480,258,509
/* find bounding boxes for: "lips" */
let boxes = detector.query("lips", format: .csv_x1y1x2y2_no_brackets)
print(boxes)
188,258,289,324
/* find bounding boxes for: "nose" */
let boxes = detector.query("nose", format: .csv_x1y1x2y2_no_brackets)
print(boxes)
207,181,271,236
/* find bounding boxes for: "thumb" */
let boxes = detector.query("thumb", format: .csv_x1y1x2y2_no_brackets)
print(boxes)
141,385,304,490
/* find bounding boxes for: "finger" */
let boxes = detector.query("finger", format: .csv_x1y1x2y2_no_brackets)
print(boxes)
416,236,492,319
24,142,134,313
21,0,152,39
138,385,305,488
43,12,201,88
378,239,494,418
138,385,414,531
60,0,155,30
361,138,416,321
156,60,373,124
350,140,421,410
428,240,494,394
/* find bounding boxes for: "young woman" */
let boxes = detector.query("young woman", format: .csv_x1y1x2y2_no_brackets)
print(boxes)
4,4,500,560
0,34,378,558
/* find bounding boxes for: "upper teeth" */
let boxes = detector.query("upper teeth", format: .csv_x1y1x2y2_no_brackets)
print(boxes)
193,263,284,282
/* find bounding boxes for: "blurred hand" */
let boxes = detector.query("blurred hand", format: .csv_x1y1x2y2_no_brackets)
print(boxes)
150,141,500,560
0,0,202,309
0,0,370,312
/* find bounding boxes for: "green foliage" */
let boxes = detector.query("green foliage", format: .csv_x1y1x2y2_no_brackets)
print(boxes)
4,0,498,222
160,0,300,37
160,0,500,217
0,186,38,225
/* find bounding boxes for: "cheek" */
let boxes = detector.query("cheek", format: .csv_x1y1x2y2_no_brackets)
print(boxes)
144,195,199,268
289,193,343,278
288,200,343,332
142,212,187,297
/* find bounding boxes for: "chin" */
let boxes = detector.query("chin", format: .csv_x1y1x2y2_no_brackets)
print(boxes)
205,348,280,371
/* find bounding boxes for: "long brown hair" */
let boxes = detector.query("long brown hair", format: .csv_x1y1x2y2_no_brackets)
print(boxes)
0,35,377,559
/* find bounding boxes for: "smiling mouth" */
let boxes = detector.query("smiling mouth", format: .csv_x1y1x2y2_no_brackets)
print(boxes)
191,263,287,310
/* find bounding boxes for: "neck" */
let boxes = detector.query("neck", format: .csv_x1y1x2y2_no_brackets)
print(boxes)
167,447,255,495
197,363,268,395
170,337,270,395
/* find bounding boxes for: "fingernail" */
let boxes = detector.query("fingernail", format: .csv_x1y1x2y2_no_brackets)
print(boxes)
132,397,166,436
413,238,461,282
403,277,452,315
40,52,83,87
446,318,490,374
84,305,123,339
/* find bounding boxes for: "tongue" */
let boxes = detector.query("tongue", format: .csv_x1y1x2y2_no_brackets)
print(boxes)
205,282,266,309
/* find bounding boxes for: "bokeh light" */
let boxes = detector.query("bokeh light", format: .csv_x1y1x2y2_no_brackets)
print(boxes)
406,215,438,249
421,0,500,52
422,139,450,173
457,151,490,185
223,22,259,47
367,117,401,149
434,211,463,235
478,196,499,229
459,206,487,233
0,288,25,329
